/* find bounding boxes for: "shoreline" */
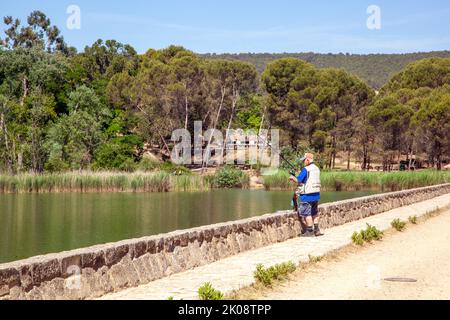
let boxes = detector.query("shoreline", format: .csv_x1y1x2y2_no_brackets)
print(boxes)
0,170,448,194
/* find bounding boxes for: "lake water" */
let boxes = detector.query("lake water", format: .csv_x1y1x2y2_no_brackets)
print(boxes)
0,190,380,263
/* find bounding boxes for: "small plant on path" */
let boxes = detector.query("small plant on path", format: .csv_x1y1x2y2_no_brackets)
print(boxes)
352,231,364,246
408,215,417,224
391,218,406,231
253,262,296,287
198,282,224,300
352,224,383,245
361,224,384,242
308,254,324,263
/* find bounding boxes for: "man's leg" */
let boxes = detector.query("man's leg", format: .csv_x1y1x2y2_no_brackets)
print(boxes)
311,201,323,236
299,202,314,237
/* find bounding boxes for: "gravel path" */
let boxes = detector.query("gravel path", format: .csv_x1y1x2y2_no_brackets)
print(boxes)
261,208,450,300
99,194,450,300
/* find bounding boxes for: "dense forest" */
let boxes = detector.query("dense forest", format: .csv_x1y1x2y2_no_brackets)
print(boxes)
202,51,450,89
0,11,449,175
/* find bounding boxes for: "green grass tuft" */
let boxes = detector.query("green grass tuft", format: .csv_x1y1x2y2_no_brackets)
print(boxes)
253,261,297,287
408,215,418,224
391,218,407,231
352,224,384,245
198,282,224,300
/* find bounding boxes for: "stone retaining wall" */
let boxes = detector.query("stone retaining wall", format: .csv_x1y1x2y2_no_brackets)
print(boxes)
1,183,449,300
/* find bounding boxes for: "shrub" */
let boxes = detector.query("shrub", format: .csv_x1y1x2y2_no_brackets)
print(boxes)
408,215,418,224
138,157,161,171
119,158,137,172
351,231,364,246
352,224,383,245
93,135,143,170
214,166,249,188
391,218,407,231
198,282,224,300
361,224,384,242
160,162,191,175
253,262,296,287
308,255,323,263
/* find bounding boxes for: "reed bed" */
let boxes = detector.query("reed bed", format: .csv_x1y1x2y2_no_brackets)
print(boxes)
0,170,448,193
0,171,209,193
260,170,292,190
170,175,212,192
263,170,450,192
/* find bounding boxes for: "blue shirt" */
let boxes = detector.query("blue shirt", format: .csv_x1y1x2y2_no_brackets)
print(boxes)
297,167,321,202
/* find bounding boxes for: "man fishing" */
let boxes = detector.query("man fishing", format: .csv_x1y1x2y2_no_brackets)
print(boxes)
289,153,323,237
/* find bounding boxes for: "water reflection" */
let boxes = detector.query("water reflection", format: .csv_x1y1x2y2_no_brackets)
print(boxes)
0,190,379,263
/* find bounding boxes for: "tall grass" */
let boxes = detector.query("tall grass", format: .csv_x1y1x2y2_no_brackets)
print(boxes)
1,169,448,193
263,170,450,191
170,175,212,192
0,171,212,193
261,170,292,190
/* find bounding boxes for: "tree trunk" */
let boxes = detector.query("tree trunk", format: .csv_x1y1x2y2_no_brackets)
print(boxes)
17,150,22,172
361,142,368,171
436,140,443,170
408,142,414,170
184,89,189,131
331,135,336,169
332,151,336,169
21,76,28,106
158,132,171,158
222,88,239,160
223,103,235,161
0,112,14,173
202,86,226,172
347,147,351,171
258,108,266,137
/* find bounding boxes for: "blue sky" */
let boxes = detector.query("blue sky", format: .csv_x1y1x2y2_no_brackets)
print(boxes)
1,0,450,54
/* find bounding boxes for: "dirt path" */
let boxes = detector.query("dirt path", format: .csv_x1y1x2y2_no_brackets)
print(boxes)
259,209,450,300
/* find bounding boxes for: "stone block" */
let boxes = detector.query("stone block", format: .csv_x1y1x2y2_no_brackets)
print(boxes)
19,265,33,292
0,267,20,291
81,249,105,271
104,244,129,267
108,263,129,291
60,254,82,278
32,259,61,285
164,236,175,253
131,241,147,259
147,238,156,254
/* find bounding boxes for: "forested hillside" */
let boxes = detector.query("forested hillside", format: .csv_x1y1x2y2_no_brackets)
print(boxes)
202,51,450,89
0,11,449,175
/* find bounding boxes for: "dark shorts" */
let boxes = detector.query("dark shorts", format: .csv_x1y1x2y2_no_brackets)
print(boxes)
298,201,319,218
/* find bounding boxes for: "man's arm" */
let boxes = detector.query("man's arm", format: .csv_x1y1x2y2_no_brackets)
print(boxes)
297,168,307,184
289,168,307,184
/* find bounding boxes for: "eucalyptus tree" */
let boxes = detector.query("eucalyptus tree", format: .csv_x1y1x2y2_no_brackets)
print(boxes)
45,86,109,170
1,11,74,55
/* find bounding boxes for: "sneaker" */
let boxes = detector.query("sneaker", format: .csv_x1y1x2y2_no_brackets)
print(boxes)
300,230,315,237
314,230,324,237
